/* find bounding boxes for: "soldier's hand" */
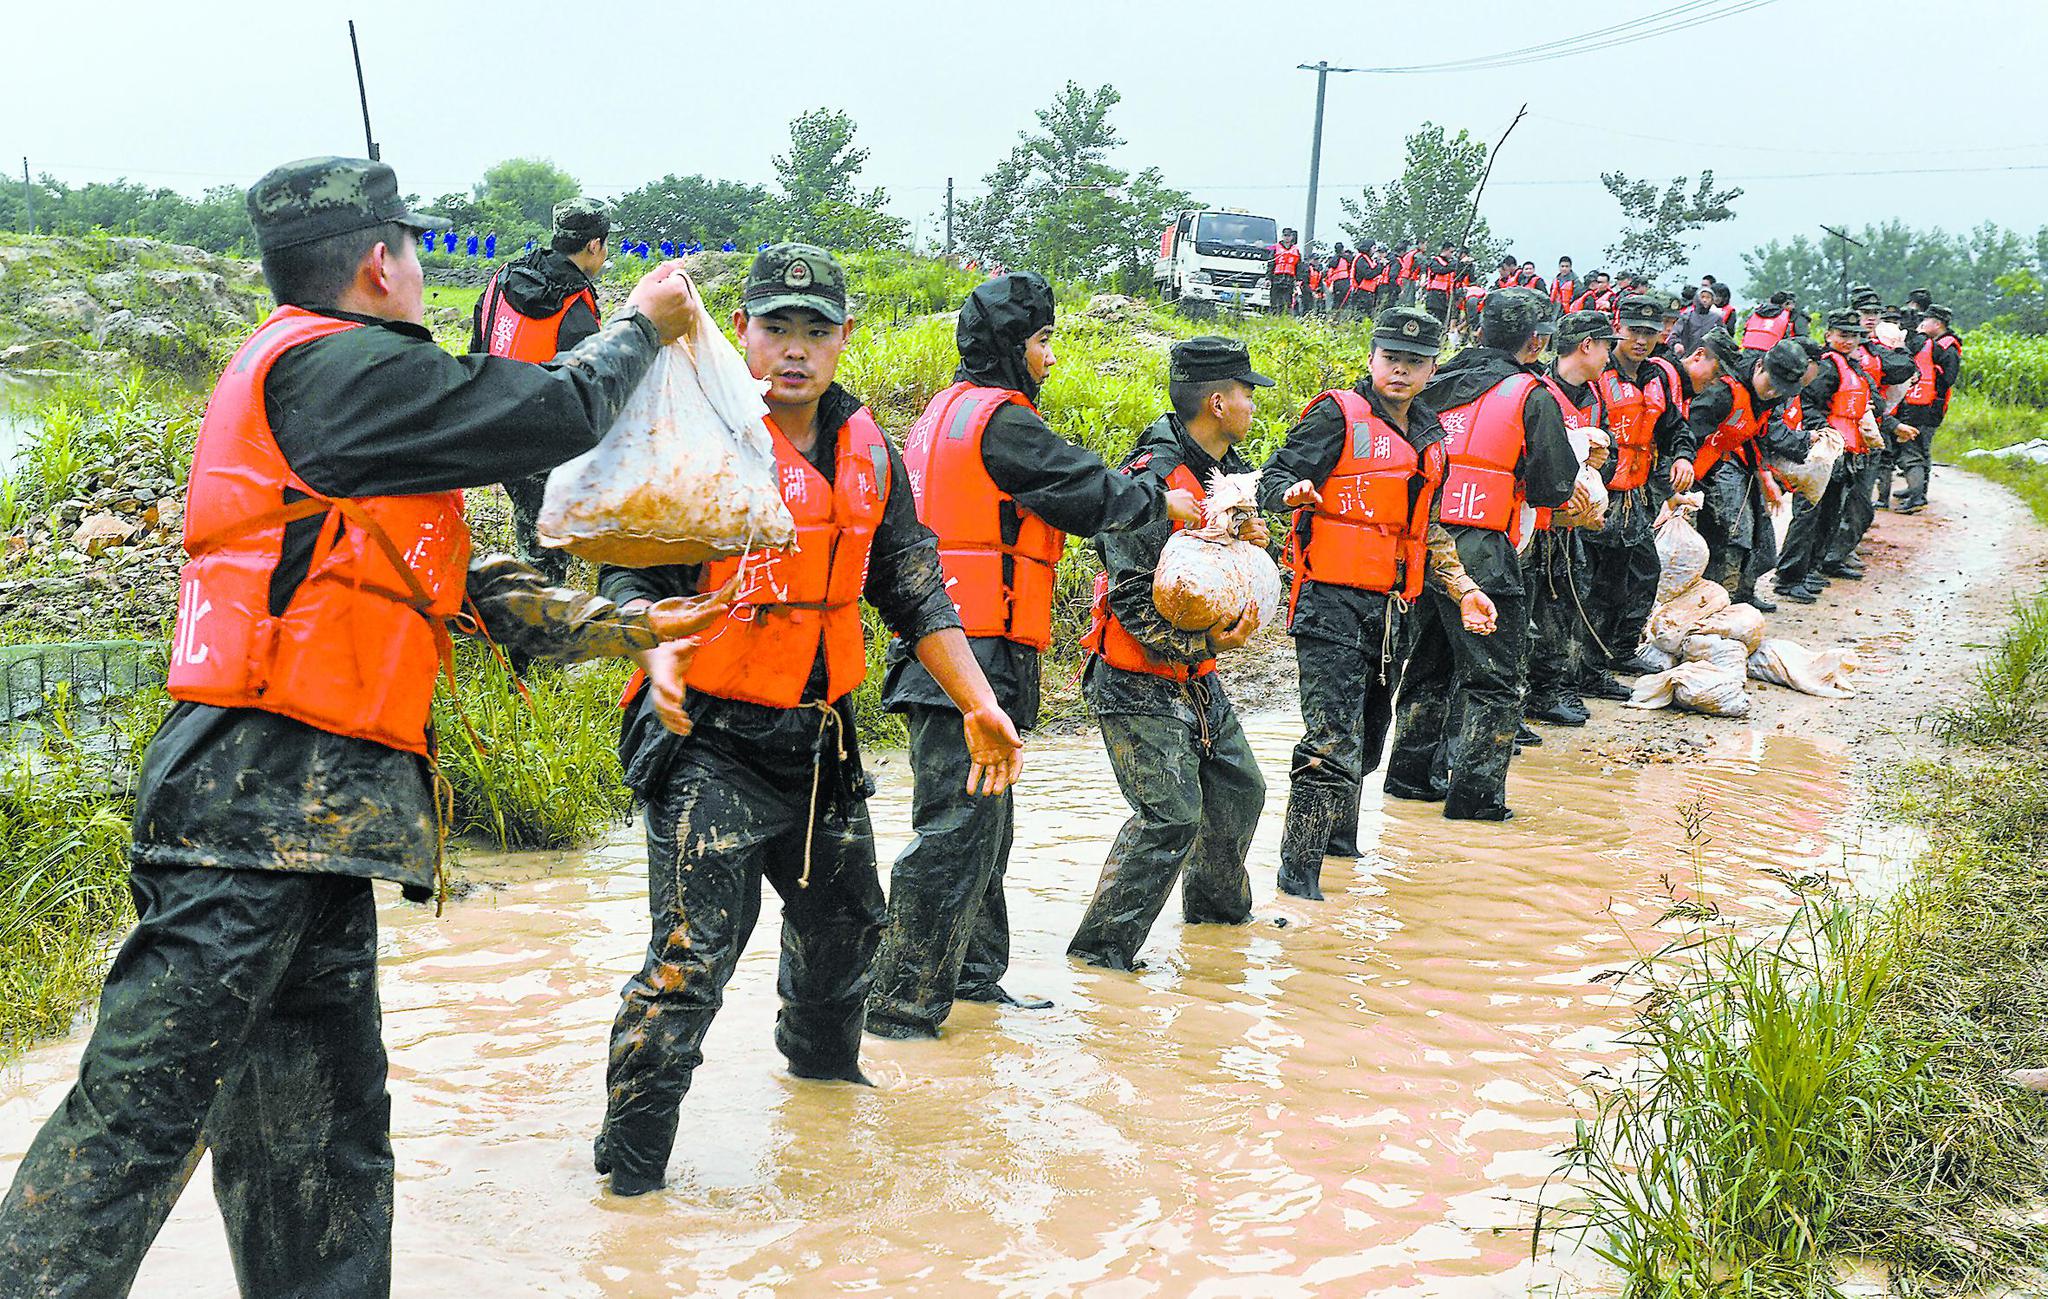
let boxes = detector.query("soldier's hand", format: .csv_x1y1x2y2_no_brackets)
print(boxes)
1585,432,1611,471
1165,489,1203,526
1237,513,1271,548
635,639,700,737
644,577,737,641
1282,479,1322,508
626,261,702,346
1897,426,1919,442
1459,589,1498,635
961,705,1024,797
1207,602,1261,652
1669,458,1696,492
1566,482,1593,517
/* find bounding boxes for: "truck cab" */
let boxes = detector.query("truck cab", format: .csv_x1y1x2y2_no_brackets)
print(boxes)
1154,209,1279,311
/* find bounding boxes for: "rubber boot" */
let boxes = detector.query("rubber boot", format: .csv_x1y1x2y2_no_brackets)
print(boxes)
1277,786,1339,901
1325,789,1363,858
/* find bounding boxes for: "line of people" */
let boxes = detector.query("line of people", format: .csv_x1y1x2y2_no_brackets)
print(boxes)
0,153,1967,1294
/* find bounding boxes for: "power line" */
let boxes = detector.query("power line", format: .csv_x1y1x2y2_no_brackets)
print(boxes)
1529,111,2048,161
1357,0,1779,74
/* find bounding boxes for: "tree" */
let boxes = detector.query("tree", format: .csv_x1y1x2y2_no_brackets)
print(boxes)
475,158,580,232
772,109,907,251
1338,123,1506,264
1600,170,1742,281
1741,219,2044,329
611,173,776,247
954,82,1193,289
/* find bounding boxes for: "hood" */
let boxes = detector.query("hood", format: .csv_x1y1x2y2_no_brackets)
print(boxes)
955,272,1056,402
1750,303,1787,320
499,247,593,317
1420,345,1527,411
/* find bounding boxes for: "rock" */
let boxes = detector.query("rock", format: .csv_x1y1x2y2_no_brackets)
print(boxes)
72,512,138,556
31,289,102,332
0,338,86,370
1083,293,1145,320
2,535,25,558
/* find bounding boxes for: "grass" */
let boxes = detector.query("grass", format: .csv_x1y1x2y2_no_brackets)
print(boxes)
1954,330,2048,407
1547,592,2048,1295
1940,393,2048,524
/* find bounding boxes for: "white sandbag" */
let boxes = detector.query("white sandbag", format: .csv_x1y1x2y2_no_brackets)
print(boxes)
1654,493,1710,604
1647,579,1731,655
1552,463,1610,531
537,298,795,567
1695,603,1767,653
1770,428,1842,504
1747,637,1859,698
1680,633,1750,677
1153,470,1282,634
1632,643,1678,674
1673,662,1751,717
1625,667,1682,710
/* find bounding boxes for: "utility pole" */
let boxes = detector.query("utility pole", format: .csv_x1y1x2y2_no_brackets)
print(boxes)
945,177,954,256
1820,223,1864,308
20,158,31,236
1296,61,1359,257
348,21,379,161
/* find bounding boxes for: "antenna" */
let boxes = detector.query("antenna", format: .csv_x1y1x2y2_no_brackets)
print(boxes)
349,21,379,161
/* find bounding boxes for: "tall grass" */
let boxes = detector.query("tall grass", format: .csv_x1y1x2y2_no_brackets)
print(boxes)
1954,329,2048,406
1941,393,2048,525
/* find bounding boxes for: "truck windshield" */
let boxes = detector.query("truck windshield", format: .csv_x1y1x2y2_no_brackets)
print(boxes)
1195,213,1278,249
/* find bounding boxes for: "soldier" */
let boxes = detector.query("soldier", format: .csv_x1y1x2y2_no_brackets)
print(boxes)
1580,295,1669,688
1830,288,1917,558
1269,229,1303,314
592,244,1025,1197
1524,310,1619,727
1421,238,1460,321
469,196,612,585
0,157,715,1296
1384,289,1580,822
1776,310,1876,604
1686,339,1814,610
1893,304,1960,513
1258,307,1495,890
1066,338,1270,969
864,273,1198,1040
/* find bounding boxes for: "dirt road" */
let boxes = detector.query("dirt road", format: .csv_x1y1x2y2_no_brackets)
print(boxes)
0,464,2038,1297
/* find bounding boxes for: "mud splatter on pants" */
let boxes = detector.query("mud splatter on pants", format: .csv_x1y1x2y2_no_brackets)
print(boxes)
1385,585,1529,820
1582,484,1661,664
1067,680,1262,972
864,706,1018,1038
0,868,393,1299
1776,458,1849,590
1523,530,1593,705
598,726,883,1195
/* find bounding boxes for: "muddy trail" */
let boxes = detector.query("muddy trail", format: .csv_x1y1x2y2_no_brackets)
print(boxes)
2,465,2043,1297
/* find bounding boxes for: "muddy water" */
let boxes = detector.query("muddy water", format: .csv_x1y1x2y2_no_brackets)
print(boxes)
0,707,1897,1298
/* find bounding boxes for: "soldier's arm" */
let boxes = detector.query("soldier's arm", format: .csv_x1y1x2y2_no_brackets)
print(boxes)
1254,400,1347,512
1101,448,1214,665
465,555,663,664
1520,392,1581,510
981,405,1164,537
1799,367,1837,432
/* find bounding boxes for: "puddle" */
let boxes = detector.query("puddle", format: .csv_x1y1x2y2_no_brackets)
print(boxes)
0,702,1899,1297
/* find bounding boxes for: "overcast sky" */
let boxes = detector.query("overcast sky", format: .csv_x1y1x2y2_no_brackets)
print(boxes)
8,0,2044,288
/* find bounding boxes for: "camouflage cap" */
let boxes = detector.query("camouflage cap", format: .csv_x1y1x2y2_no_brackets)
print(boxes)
1823,308,1869,337
1925,303,1954,324
1371,306,1445,357
1616,294,1664,332
552,197,612,244
1762,340,1812,391
742,242,848,324
1169,335,1275,386
1850,285,1884,312
1699,327,1742,372
245,156,448,254
1554,309,1620,351
1480,287,1550,340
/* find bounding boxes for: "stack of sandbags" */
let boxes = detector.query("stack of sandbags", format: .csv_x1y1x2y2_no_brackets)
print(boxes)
1748,638,1858,698
1626,661,1753,718
1624,493,1754,715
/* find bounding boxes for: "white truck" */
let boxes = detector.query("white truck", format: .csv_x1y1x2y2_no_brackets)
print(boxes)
1153,208,1279,311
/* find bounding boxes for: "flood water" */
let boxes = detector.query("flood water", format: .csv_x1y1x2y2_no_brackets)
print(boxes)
0,707,1895,1297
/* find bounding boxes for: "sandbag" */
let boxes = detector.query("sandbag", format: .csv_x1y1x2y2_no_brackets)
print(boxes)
1550,427,1610,531
1647,579,1731,655
1748,637,1858,698
1654,493,1709,604
1674,663,1751,718
537,296,795,567
1632,643,1678,674
1680,633,1750,677
1696,603,1767,653
1770,428,1842,504
1154,470,1282,634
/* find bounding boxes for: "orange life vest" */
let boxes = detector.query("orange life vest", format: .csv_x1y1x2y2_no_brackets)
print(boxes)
1854,342,1884,394
1438,373,1575,545
1329,256,1351,283
167,306,469,757
903,381,1068,649
1272,245,1302,277
1902,336,1940,407
683,411,891,709
1398,250,1420,283
1824,350,1871,454
1715,305,1736,329
1599,366,1656,491
1307,265,1324,292
1739,309,1791,352
1644,355,1688,428
1694,377,1762,476
1423,259,1457,293
1080,461,1216,683
1550,276,1576,309
1934,333,1960,412
1354,257,1388,291
477,268,599,363
1285,389,1445,612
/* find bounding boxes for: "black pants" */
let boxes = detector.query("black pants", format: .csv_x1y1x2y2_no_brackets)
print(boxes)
1524,530,1592,700
599,725,883,1193
1422,289,1451,321
0,868,392,1299
1386,585,1528,819
1830,451,1881,563
864,706,1015,1037
500,472,572,586
1068,689,1262,972
1288,619,1403,819
1895,420,1938,506
1699,460,1773,595
1582,487,1660,664
1776,459,1848,588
